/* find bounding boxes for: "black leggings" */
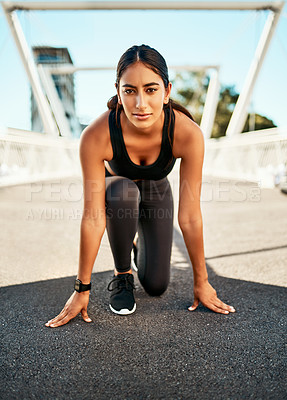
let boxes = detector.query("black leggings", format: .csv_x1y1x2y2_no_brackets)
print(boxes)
105,176,174,296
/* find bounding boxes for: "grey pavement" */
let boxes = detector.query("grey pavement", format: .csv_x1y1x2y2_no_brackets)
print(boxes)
1,166,286,399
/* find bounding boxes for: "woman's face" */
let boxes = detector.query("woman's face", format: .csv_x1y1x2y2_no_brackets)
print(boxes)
117,62,172,130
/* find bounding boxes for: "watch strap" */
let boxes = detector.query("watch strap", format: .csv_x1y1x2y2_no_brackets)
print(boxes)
74,279,91,292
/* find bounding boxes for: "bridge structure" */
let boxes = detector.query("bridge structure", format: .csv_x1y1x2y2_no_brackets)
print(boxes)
0,1,286,188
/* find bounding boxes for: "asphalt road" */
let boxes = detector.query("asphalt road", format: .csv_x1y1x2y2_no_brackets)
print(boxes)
1,169,286,399
1,267,286,399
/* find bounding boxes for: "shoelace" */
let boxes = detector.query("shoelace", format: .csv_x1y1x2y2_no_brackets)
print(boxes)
107,274,136,292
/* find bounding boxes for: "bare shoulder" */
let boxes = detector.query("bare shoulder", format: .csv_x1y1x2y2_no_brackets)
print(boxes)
172,109,204,159
79,110,112,161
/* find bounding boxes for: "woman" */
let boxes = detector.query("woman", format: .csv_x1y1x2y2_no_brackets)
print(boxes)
45,44,235,327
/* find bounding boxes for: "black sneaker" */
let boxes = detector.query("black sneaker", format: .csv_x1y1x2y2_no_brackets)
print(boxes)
107,273,136,315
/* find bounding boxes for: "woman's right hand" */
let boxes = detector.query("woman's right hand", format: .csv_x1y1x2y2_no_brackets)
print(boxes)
45,291,92,328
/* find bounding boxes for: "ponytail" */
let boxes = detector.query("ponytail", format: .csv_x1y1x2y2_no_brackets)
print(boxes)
107,94,118,110
107,95,123,128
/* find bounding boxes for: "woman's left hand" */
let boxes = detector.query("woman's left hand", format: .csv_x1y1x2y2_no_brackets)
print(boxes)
188,280,235,314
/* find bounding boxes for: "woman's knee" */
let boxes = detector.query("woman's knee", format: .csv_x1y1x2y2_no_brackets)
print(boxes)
105,177,140,208
141,278,169,297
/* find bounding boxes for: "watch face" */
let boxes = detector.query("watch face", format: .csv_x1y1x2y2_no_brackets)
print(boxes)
74,280,80,291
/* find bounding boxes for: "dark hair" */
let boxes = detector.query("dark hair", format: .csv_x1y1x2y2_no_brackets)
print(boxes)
107,44,194,129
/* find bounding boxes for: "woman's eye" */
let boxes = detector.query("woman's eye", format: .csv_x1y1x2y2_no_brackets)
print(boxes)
147,88,157,93
124,89,134,94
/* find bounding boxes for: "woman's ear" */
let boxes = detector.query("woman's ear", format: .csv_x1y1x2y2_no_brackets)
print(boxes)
164,82,172,104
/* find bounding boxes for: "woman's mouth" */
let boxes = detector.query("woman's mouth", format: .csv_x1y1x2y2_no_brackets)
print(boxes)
132,113,152,120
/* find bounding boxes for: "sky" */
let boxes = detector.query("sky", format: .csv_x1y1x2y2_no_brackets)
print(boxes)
0,0,287,132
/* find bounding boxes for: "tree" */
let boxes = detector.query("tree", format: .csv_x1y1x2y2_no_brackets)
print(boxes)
171,72,276,138
243,113,277,133
172,71,208,124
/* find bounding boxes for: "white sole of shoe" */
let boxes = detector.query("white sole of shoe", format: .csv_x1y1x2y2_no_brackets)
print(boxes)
109,303,136,315
131,248,138,272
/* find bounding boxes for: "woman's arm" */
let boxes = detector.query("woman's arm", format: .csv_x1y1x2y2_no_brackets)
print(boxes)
77,122,107,285
174,113,235,314
45,115,110,328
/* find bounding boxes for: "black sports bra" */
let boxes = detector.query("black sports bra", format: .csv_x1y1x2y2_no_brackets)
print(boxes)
107,107,176,181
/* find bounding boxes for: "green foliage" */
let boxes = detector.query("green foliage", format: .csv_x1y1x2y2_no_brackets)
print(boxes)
171,71,276,138
243,114,276,132
212,86,238,138
172,71,209,124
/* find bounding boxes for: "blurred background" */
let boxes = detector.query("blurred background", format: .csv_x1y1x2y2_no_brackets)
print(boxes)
0,0,287,188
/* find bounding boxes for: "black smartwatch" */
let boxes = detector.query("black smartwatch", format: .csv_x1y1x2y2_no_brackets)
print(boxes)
74,279,91,293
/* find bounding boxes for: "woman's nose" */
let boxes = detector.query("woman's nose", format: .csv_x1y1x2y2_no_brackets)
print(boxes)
136,93,147,109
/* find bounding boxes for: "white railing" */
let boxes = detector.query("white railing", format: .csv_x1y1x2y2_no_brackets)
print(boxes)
203,127,287,188
1,127,287,188
0,128,80,187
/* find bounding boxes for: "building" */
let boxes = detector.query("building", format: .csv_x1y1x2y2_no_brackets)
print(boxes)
31,46,81,138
